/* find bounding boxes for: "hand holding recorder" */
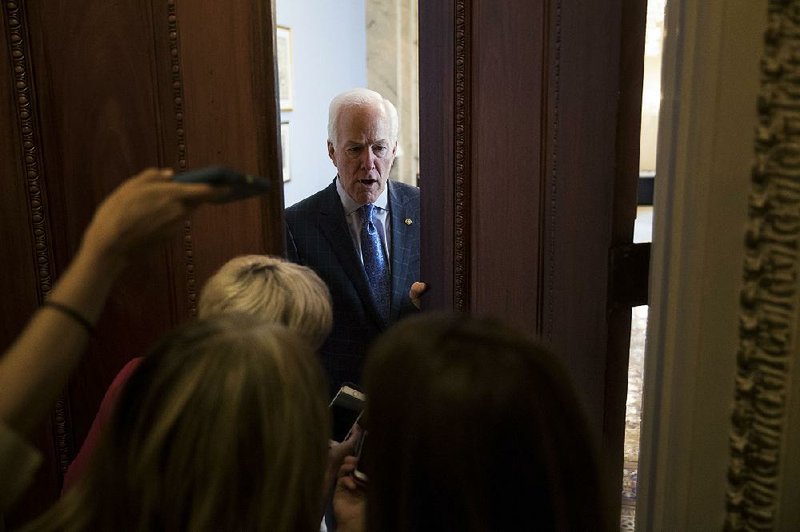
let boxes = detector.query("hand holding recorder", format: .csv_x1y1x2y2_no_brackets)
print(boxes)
329,384,365,443
173,165,270,203
324,384,366,507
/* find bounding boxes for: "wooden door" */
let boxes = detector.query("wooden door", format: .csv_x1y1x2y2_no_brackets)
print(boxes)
419,0,648,518
0,0,282,525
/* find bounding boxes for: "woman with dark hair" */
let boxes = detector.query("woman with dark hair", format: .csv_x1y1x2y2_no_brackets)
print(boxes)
26,314,330,531
335,312,614,532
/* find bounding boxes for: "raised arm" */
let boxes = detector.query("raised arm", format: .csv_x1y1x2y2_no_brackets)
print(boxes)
0,168,222,436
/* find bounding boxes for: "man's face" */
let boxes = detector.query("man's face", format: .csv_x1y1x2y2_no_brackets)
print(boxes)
328,104,397,204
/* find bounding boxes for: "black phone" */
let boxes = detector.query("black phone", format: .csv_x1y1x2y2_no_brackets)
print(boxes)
353,430,369,484
329,384,365,443
173,165,270,203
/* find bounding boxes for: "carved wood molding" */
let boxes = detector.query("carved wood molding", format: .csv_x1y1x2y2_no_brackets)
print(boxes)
165,0,197,316
3,0,74,472
727,1,799,528
543,0,561,343
167,0,187,170
183,220,198,316
453,0,470,312
3,0,54,302
52,397,73,472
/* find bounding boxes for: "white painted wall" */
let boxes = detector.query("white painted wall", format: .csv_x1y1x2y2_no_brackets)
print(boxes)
275,0,367,207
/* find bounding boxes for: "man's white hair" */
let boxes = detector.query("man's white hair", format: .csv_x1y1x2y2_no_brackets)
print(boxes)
327,88,399,146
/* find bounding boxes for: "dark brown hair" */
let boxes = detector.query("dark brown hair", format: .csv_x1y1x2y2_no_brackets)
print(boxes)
363,312,613,532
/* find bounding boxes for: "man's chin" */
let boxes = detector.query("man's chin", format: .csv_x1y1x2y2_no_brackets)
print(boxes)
352,184,384,204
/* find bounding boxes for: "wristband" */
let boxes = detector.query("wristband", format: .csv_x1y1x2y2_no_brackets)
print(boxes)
41,300,95,336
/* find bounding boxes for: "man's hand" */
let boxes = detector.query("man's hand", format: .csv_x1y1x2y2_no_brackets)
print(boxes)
333,456,366,532
409,281,429,309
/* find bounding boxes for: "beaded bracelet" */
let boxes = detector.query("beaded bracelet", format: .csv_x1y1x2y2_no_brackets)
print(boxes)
41,300,95,337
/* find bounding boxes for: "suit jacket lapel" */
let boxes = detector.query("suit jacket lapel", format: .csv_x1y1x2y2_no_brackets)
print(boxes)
318,182,387,329
389,182,413,320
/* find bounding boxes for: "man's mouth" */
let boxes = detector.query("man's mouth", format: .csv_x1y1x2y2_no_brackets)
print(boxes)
359,179,378,186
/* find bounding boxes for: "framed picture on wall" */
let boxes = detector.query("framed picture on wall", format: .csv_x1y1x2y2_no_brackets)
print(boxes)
276,26,293,111
281,121,291,182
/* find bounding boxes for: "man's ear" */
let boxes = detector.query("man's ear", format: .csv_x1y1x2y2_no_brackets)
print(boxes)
327,141,336,164
391,141,398,156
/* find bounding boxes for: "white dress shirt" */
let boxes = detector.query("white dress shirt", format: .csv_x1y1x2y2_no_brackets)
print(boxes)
335,177,391,266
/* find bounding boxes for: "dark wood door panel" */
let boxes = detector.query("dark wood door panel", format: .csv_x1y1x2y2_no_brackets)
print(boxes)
470,0,547,331
0,3,41,351
419,0,647,521
2,0,282,526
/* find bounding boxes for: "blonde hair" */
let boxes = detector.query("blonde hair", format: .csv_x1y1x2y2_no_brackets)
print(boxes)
26,314,330,532
198,255,333,350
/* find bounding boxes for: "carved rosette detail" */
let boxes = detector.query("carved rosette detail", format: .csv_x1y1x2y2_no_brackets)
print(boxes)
726,2,800,529
3,0,73,471
166,0,197,316
454,0,469,312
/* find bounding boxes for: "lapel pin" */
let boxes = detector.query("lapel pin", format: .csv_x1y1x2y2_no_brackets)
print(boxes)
404,218,413,226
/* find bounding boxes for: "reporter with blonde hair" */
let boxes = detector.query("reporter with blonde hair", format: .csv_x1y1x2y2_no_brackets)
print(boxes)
199,254,332,350
62,254,334,490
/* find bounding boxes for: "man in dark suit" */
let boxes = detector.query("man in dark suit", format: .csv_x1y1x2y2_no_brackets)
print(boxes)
285,88,422,393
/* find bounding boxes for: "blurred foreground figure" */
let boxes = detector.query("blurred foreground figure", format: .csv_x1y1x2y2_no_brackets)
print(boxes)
0,168,222,514
336,313,614,532
26,315,330,531
62,254,340,496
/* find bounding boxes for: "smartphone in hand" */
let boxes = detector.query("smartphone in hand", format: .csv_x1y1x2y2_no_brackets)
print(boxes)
329,384,365,443
174,166,270,203
353,430,369,484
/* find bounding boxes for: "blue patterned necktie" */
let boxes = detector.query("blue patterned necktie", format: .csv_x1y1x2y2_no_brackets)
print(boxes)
360,203,390,321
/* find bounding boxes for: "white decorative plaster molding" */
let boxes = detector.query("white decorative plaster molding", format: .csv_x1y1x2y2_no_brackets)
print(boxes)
726,1,800,528
637,0,765,530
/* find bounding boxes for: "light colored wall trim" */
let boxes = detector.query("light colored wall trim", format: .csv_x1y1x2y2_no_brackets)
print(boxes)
366,0,419,186
637,0,765,529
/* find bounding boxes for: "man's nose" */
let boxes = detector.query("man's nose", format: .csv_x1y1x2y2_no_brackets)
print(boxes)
361,148,376,170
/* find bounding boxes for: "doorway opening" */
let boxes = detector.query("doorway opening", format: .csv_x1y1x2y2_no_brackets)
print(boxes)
620,0,665,529
273,1,664,529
